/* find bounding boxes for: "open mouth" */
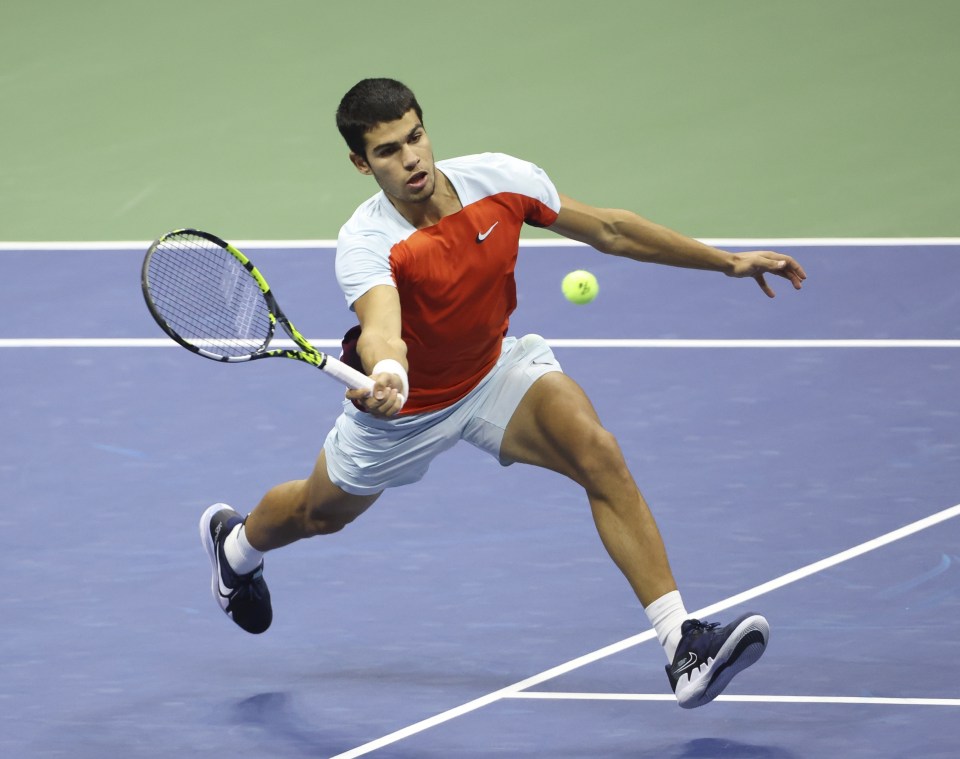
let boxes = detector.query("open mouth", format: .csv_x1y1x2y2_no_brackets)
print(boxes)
407,171,428,190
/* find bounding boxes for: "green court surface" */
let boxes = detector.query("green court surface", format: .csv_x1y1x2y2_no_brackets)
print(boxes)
2,0,958,241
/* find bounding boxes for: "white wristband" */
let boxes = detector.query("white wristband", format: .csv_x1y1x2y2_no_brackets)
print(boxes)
371,359,409,406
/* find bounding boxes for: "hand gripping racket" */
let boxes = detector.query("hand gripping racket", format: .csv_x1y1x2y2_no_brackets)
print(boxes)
141,228,376,396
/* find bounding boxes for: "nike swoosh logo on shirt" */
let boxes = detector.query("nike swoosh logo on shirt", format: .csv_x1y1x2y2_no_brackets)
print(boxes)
476,221,499,243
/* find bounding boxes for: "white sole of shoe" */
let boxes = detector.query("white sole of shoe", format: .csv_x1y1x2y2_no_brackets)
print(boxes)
680,614,770,709
198,502,233,612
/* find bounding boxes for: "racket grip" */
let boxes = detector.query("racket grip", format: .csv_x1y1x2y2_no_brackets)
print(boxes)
323,354,406,407
322,355,376,394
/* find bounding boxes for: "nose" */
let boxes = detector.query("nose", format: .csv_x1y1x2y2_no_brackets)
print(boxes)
400,143,419,169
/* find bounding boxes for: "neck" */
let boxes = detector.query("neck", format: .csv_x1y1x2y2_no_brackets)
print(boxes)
395,169,462,229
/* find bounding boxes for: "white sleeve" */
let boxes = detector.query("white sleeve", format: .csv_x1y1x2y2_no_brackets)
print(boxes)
442,153,561,220
494,153,561,215
335,234,396,310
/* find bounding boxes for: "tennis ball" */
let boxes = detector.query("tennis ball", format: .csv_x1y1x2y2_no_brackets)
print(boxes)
561,270,599,304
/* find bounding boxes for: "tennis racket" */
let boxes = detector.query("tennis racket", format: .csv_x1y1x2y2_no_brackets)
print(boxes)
141,228,375,396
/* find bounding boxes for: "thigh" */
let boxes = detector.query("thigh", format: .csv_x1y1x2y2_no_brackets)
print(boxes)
499,371,624,484
245,448,382,547
305,449,381,525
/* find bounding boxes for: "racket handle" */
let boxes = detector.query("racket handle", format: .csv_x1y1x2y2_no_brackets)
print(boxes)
323,354,406,407
322,354,376,393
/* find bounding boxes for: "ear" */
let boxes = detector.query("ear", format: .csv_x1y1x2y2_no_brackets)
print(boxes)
349,152,372,175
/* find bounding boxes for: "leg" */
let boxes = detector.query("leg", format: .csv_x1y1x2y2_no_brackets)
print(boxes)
499,371,676,607
200,450,379,634
500,370,769,708
244,449,381,551
206,396,453,633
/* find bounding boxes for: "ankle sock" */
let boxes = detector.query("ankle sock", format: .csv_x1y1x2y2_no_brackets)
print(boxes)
644,590,688,663
223,522,264,575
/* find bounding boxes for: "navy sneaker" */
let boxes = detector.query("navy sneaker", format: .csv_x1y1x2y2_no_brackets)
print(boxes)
666,613,769,708
199,504,272,634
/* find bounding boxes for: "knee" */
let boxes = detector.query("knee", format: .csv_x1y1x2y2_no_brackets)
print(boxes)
571,425,632,492
279,481,354,536
299,486,375,537
302,506,355,536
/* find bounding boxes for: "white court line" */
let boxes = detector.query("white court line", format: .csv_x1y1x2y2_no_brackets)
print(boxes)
330,502,960,759
0,240,338,251
507,692,960,707
2,338,960,349
0,237,959,251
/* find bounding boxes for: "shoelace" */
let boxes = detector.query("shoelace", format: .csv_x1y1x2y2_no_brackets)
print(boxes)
687,620,720,633
230,566,266,601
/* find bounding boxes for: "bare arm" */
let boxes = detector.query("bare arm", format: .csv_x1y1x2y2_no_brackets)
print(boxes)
346,284,407,416
549,194,806,297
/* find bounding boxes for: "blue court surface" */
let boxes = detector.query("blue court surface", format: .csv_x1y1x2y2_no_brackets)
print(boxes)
1,240,959,757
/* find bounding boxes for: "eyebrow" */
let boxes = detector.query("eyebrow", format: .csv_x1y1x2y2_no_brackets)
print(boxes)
370,124,423,155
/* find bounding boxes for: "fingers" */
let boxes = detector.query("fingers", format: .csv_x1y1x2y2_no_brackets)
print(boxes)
754,273,776,298
773,263,806,291
784,258,808,289
371,376,404,414
345,373,404,416
747,252,806,295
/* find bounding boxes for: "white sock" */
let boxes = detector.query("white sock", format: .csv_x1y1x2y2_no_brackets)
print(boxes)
223,522,264,575
644,590,689,663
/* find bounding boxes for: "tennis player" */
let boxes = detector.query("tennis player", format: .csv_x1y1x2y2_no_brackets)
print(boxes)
200,78,806,709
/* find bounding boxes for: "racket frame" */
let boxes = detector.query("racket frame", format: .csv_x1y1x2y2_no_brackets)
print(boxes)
141,228,375,393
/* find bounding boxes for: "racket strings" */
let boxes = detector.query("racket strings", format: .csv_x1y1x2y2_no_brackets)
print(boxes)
146,234,273,357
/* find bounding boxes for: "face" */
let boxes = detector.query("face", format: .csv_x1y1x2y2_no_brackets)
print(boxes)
350,109,436,206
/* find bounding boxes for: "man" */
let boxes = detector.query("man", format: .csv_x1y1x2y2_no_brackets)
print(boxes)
200,78,806,709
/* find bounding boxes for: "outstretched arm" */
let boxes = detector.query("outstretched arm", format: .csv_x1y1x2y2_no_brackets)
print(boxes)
549,194,806,297
347,284,408,416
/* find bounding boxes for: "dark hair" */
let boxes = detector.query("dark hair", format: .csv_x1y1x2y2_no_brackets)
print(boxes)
336,78,424,157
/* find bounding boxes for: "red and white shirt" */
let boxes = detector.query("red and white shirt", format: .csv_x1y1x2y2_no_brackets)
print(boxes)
336,152,561,414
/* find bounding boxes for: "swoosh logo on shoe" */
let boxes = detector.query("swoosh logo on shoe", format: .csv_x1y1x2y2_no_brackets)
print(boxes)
672,652,698,676
215,549,234,599
476,221,499,243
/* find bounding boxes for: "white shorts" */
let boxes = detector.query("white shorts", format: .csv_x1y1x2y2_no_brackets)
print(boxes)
323,334,562,495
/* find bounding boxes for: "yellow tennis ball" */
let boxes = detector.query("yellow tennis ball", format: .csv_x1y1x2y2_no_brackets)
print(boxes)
562,270,599,304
